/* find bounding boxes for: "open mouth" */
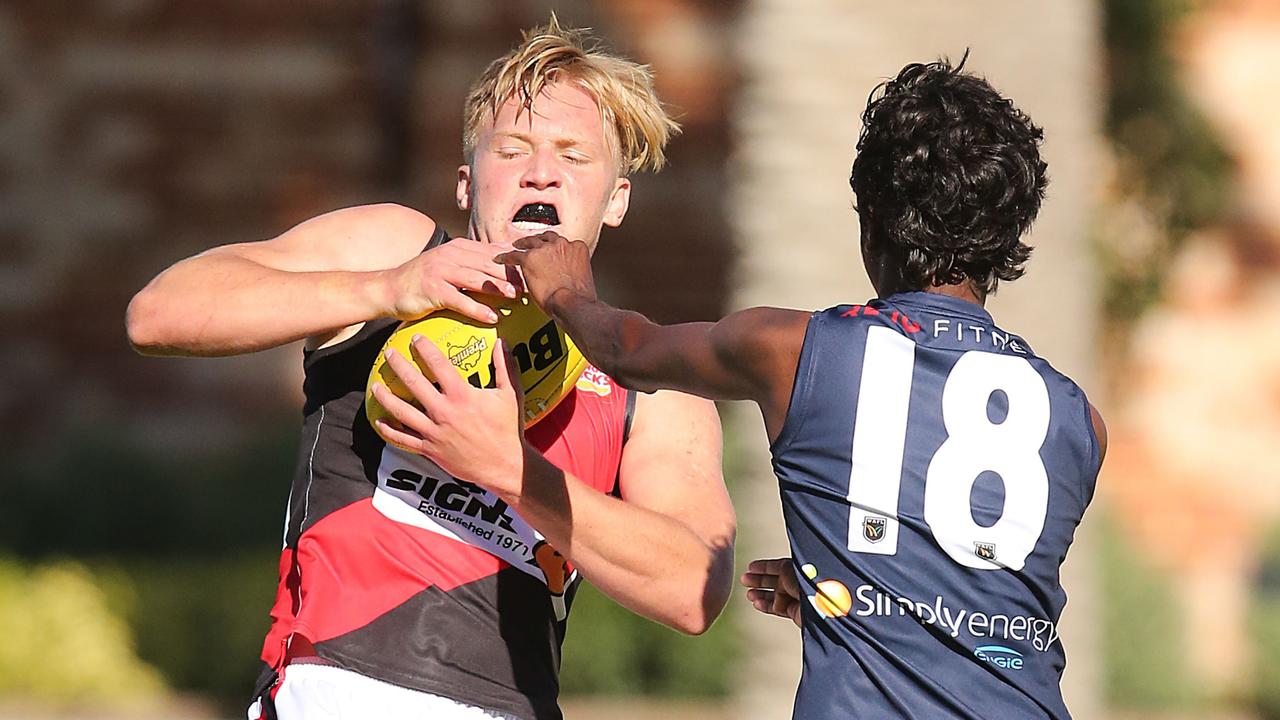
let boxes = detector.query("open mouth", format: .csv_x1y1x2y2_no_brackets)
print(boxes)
512,202,560,230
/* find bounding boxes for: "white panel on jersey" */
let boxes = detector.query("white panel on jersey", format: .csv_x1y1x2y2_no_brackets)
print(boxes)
846,326,916,556
371,446,576,618
924,351,1051,571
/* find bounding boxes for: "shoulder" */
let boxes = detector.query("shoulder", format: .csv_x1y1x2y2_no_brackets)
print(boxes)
622,390,722,469
629,389,721,444
1024,357,1108,465
1088,402,1108,464
713,306,811,341
709,307,811,368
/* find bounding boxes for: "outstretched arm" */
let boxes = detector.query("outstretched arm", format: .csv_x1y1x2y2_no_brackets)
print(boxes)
126,204,516,357
497,231,808,436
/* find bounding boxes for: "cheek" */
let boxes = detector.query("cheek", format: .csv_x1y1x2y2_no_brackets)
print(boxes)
472,175,511,215
565,171,612,212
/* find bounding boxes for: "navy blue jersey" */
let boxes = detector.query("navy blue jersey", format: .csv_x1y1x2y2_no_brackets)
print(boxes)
770,292,1101,719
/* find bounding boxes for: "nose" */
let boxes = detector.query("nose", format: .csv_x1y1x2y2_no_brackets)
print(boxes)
520,148,562,190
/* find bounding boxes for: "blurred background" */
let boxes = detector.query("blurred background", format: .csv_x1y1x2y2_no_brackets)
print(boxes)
1,0,1278,718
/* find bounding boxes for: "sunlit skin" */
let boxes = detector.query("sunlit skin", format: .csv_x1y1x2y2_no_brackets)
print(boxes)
457,82,631,254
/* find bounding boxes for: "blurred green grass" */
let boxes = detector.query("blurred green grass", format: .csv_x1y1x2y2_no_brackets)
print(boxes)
1098,512,1198,710
561,581,737,698
1252,526,1280,719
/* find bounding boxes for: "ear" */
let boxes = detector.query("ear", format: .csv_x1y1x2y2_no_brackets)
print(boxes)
456,164,473,211
602,177,631,228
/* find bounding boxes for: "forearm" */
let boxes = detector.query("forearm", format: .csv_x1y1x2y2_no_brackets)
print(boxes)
127,252,392,356
508,445,734,635
544,289,672,393
509,232,768,399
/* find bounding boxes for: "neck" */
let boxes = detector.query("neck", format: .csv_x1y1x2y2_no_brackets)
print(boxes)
864,247,986,307
871,272,987,307
922,281,986,307
468,215,486,243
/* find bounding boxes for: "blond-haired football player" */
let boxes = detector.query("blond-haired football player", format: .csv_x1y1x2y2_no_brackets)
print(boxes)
127,18,734,720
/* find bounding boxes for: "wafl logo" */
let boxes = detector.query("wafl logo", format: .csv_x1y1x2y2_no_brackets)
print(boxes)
863,516,887,544
974,542,998,562
531,540,577,621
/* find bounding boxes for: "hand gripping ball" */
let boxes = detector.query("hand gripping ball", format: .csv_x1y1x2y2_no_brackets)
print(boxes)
366,294,589,433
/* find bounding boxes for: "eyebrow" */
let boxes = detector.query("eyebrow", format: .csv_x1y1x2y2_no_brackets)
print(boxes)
493,132,594,151
493,132,534,146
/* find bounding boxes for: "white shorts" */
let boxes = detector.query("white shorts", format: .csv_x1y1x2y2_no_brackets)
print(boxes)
249,663,523,720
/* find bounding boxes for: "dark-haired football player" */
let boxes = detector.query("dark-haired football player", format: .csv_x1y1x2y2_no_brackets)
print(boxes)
502,57,1106,718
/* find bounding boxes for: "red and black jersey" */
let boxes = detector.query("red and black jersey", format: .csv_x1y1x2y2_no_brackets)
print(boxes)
257,227,633,720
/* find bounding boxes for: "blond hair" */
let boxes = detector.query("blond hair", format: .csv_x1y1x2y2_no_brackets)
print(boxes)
463,15,680,175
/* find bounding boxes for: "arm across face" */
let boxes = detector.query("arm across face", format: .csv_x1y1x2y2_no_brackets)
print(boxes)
497,231,809,439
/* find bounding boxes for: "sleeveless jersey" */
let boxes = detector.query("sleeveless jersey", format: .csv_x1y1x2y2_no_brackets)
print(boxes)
771,292,1101,719
257,228,633,720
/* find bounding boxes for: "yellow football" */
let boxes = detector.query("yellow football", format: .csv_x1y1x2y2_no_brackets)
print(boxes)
366,295,589,433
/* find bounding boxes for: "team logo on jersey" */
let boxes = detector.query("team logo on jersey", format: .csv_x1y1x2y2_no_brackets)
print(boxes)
447,336,487,372
575,366,613,396
975,542,997,562
863,516,888,544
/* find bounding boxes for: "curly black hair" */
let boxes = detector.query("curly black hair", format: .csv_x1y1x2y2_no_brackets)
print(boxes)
850,54,1047,296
